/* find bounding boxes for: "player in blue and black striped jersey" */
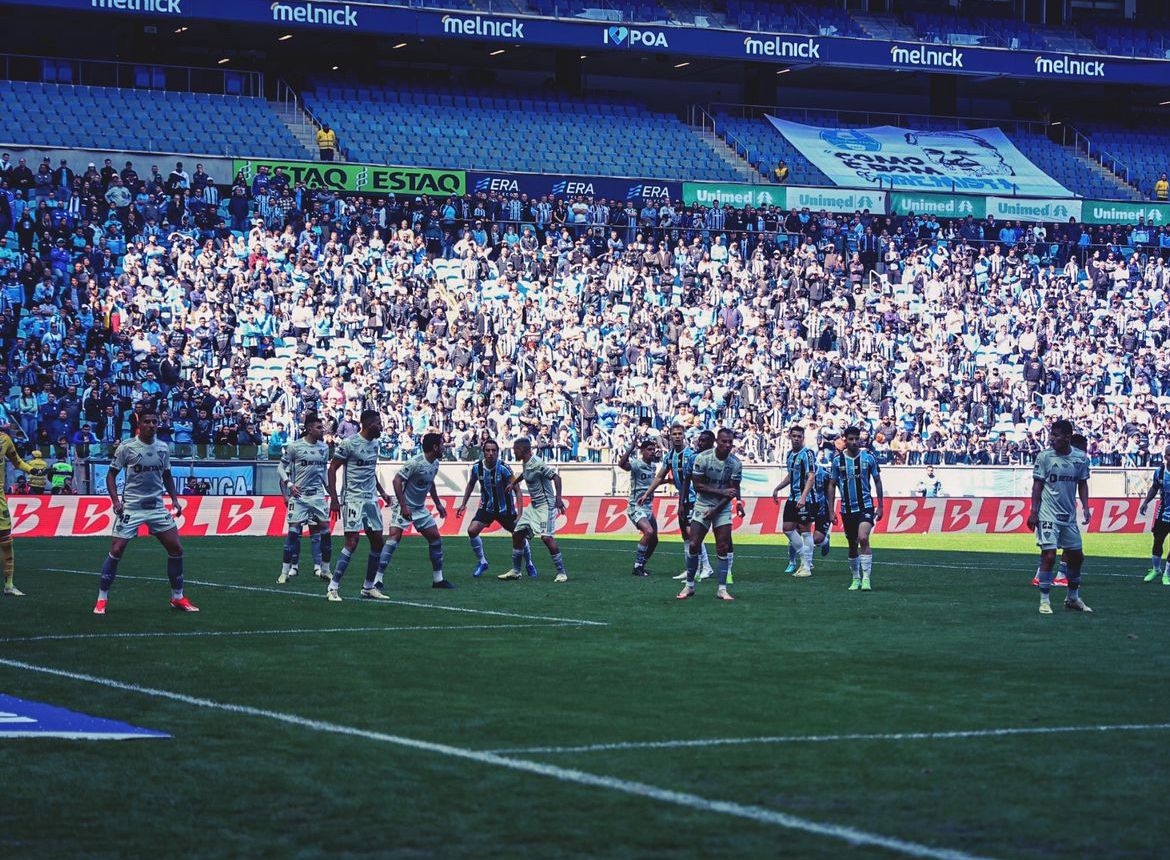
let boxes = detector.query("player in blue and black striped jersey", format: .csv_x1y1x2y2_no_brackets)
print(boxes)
643,424,713,580
826,426,884,591
771,425,822,578
1138,443,1170,586
455,438,537,579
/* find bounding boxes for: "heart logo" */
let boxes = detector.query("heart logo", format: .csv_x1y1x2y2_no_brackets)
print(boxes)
607,26,629,45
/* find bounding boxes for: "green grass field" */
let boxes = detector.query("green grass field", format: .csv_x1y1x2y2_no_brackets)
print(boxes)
2,533,1167,860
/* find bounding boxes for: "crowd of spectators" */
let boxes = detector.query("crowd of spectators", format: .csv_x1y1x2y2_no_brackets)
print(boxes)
1,150,1168,472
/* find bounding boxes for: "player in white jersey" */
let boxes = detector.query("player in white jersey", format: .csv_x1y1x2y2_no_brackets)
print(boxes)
621,436,661,576
500,437,569,582
277,413,333,584
373,432,455,591
326,409,394,602
678,428,744,602
93,407,197,615
1027,419,1092,615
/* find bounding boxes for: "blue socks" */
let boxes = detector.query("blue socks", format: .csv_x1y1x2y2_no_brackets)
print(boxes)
99,553,120,593
685,549,699,585
282,528,300,564
551,552,566,576
310,532,323,565
167,554,184,599
374,540,399,584
634,545,648,569
717,553,732,587
331,548,353,585
428,540,445,583
511,548,525,573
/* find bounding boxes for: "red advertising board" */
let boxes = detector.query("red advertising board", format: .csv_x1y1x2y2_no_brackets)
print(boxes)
4,496,1156,538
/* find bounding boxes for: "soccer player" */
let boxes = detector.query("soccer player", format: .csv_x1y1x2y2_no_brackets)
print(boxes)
500,437,568,583
813,459,833,557
827,426,884,591
620,436,661,576
277,413,333,585
1032,433,1089,587
1027,418,1092,615
454,438,537,578
677,427,744,601
326,409,393,602
0,429,32,596
771,425,819,578
1138,443,1170,585
93,408,197,614
644,424,712,581
377,431,454,590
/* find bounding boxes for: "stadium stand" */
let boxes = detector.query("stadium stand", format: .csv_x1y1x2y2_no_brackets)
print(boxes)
301,83,742,180
1078,119,1170,198
0,80,309,159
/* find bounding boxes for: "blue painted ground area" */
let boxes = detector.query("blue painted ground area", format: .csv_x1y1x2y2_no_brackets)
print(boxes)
0,694,169,740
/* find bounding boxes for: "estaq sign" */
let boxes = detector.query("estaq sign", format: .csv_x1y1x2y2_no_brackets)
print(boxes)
233,159,466,195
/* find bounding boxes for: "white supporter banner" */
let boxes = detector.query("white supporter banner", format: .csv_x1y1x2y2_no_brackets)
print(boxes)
5,495,1154,538
766,116,1072,197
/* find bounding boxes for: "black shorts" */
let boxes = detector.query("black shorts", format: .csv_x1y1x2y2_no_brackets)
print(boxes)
678,500,694,534
783,499,817,526
1153,520,1170,541
472,509,517,532
815,503,831,534
841,510,875,543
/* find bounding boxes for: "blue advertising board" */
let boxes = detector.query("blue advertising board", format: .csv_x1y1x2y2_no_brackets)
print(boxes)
0,694,169,740
468,170,680,203
11,0,1170,86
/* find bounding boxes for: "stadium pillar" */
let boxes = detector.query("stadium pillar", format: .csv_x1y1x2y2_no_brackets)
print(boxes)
929,74,957,119
555,50,582,96
742,64,774,109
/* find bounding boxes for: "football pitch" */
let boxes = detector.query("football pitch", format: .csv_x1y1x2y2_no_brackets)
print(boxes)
1,532,1167,860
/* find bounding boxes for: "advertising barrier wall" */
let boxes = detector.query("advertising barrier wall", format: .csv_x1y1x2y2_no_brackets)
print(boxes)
468,170,680,204
231,158,466,195
7,495,1154,538
11,0,1170,86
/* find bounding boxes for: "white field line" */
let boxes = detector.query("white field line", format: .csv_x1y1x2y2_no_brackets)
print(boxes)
575,546,1144,578
44,568,609,627
490,723,1170,756
0,622,575,645
0,656,1000,860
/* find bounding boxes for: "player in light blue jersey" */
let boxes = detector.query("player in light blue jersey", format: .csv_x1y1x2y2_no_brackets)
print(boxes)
377,431,454,590
620,435,661,576
326,409,394,602
1139,443,1170,585
771,425,821,578
456,438,538,579
277,413,333,585
93,406,197,615
644,424,712,581
1027,419,1092,614
677,428,743,602
827,427,884,591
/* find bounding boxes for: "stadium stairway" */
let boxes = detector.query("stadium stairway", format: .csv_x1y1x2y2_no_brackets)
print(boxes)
686,122,761,184
269,98,346,162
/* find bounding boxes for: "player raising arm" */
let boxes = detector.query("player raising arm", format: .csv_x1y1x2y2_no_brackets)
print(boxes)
93,407,196,615
621,436,661,577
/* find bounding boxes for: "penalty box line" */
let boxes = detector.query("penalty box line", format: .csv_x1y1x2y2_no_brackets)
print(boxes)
491,722,1170,755
0,655,1000,860
45,569,609,628
0,622,579,645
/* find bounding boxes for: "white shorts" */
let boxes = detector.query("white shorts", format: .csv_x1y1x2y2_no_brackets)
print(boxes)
288,496,329,526
386,499,437,534
113,506,178,540
517,503,557,539
1035,520,1082,552
626,502,655,528
692,501,732,529
342,499,383,535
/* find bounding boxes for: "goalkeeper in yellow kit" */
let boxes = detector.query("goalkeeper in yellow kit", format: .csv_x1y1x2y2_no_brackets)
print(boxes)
0,429,33,595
